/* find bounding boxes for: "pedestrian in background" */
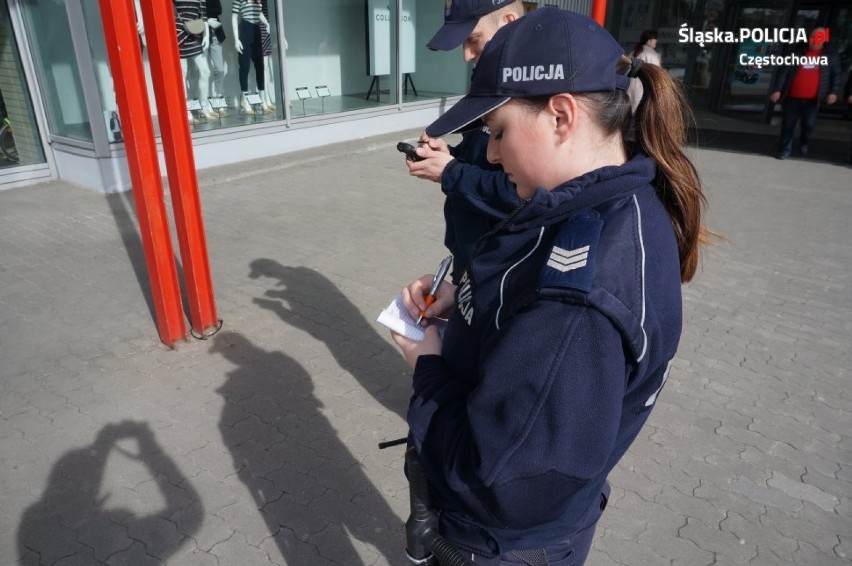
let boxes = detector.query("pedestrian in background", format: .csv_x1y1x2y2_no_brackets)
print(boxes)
392,8,713,565
769,28,841,160
626,29,661,114
404,0,525,285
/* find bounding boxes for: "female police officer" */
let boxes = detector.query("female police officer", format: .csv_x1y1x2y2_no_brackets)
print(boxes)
391,7,712,565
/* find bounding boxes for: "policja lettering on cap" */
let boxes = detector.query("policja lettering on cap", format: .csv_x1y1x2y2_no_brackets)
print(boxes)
502,64,565,83
425,7,632,138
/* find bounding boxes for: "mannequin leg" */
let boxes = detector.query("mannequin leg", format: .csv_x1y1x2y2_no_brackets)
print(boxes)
180,58,197,124
250,38,269,113
208,35,227,116
209,36,225,97
191,53,217,120
261,55,275,112
237,21,256,114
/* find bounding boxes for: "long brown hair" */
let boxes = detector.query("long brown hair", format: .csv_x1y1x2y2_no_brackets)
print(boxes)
518,59,711,283
630,60,710,282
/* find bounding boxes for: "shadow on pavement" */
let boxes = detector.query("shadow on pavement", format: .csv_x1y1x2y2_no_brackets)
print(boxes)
248,259,411,421
17,421,202,565
104,192,157,326
210,331,401,565
104,192,193,330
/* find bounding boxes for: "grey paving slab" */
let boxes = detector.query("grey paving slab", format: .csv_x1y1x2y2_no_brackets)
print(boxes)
1,127,851,565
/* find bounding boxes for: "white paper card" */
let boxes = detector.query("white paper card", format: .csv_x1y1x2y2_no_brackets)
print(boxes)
208,97,228,109
377,295,425,340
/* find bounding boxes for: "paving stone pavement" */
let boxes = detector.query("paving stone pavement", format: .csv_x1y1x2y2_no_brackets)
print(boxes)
0,129,850,566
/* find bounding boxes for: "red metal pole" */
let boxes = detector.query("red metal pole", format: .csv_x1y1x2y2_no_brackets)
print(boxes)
140,0,219,336
98,0,187,347
592,0,607,26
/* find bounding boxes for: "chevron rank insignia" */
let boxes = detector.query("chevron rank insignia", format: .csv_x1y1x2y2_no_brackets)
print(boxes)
538,214,603,293
547,245,589,272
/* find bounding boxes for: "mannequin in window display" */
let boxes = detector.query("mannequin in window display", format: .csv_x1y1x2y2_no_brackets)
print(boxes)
258,0,276,113
134,0,145,50
232,0,271,114
175,0,216,123
205,0,227,115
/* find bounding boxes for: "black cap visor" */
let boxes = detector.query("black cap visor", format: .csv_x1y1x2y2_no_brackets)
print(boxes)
425,95,510,137
427,19,478,51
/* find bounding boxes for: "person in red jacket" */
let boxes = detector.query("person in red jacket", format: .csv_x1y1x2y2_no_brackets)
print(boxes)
769,28,841,159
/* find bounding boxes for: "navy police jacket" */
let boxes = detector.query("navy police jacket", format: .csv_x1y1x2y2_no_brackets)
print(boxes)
408,155,682,554
442,128,521,284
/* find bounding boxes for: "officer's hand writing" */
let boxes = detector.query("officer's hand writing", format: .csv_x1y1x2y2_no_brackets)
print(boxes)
392,326,442,369
401,274,456,322
769,91,781,104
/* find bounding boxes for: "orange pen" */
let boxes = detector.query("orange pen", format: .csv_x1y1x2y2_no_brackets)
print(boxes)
417,255,453,325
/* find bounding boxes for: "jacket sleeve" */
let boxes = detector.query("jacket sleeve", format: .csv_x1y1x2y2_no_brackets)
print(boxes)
408,301,626,529
443,133,521,220
771,66,788,94
440,160,521,221
828,53,842,95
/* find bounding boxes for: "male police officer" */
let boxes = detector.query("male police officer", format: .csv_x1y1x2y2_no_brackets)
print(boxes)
405,0,526,285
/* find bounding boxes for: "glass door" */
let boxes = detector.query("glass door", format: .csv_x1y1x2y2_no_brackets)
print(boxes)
717,2,789,111
0,0,45,171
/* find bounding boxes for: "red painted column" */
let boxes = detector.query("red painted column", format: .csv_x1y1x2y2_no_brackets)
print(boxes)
98,0,187,347
592,0,607,26
139,0,219,336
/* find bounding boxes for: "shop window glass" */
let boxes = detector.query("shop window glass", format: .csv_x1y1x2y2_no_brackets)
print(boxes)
0,0,45,167
18,0,91,142
81,0,284,141
617,0,657,55
655,0,697,80
722,6,787,110
282,0,400,117
402,0,471,103
690,1,724,100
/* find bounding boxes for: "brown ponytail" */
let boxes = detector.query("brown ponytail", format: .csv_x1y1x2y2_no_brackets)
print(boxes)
632,62,711,283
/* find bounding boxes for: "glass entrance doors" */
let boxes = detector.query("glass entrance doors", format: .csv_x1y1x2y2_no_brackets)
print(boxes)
701,0,851,114
716,2,789,111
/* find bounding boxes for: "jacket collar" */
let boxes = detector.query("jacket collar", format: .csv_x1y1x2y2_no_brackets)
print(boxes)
508,154,656,231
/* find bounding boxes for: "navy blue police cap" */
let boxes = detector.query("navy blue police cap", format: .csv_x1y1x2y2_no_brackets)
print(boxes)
428,0,518,51
426,7,631,137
